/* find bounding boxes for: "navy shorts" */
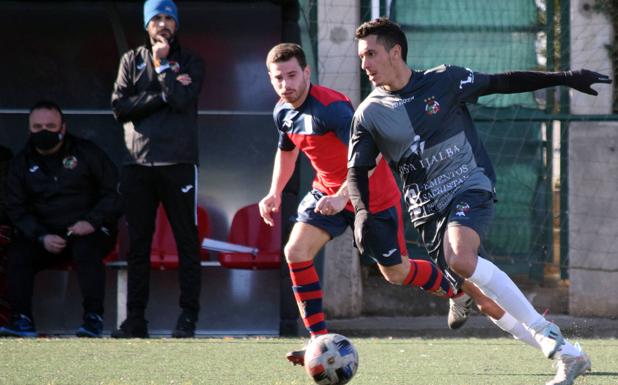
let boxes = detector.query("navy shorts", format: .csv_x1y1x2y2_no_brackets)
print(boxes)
296,189,406,266
416,189,495,289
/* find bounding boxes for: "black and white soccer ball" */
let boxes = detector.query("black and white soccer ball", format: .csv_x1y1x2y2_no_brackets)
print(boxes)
304,333,359,385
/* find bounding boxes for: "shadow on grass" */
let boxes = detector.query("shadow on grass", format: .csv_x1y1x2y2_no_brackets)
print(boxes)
471,373,557,377
586,372,618,377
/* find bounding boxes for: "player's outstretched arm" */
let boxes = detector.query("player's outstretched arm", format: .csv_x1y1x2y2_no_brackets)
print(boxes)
481,69,612,96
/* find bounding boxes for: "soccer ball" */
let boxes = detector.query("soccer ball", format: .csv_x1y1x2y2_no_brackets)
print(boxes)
304,333,359,385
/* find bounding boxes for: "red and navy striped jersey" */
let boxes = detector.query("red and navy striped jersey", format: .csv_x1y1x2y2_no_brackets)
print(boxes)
273,84,400,213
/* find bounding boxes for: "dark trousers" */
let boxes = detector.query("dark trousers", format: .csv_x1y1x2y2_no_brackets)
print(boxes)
121,164,201,319
7,230,114,318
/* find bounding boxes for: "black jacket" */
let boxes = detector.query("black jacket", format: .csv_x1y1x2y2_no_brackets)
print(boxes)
111,40,204,165
0,145,13,225
5,134,121,240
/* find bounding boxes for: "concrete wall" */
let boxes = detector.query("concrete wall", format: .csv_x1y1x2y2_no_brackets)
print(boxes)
570,0,614,114
568,0,617,316
317,0,363,318
317,0,361,106
322,228,363,318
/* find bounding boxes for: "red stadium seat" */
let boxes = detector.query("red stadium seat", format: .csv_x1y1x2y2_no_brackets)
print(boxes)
151,205,211,270
218,203,281,269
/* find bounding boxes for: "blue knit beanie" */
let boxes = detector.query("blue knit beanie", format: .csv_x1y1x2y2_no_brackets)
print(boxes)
143,0,179,30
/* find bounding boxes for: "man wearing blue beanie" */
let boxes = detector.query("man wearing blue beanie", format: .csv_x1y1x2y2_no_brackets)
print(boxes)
143,0,178,30
111,0,205,339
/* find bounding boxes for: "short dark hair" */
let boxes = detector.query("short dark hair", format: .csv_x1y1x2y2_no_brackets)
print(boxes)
266,43,307,69
29,100,64,124
355,17,408,62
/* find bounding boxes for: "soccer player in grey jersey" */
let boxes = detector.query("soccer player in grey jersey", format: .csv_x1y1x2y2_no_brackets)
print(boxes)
347,18,611,385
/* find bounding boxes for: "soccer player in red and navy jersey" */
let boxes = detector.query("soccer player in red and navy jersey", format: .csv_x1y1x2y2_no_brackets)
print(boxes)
260,43,505,366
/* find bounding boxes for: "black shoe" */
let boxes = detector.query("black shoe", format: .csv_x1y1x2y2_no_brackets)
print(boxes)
286,348,306,366
76,313,103,338
0,314,37,338
171,312,196,338
111,316,149,338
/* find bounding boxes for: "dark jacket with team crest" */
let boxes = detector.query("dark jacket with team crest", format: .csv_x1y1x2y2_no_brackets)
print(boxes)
5,134,121,240
111,39,204,165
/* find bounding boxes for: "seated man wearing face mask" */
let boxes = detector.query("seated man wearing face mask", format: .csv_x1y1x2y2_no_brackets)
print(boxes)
0,100,121,338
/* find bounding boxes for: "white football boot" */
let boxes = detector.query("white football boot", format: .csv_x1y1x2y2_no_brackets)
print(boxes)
546,344,591,385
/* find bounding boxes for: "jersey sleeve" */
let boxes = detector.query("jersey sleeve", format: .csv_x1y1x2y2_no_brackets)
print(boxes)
323,100,354,144
273,108,296,151
277,131,296,151
447,65,491,103
348,113,380,169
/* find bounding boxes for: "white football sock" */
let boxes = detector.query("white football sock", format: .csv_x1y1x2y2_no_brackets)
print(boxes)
556,340,582,358
468,257,545,327
491,312,541,350
522,324,583,359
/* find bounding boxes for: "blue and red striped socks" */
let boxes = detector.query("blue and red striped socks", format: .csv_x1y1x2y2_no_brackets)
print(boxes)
403,259,457,298
288,260,328,337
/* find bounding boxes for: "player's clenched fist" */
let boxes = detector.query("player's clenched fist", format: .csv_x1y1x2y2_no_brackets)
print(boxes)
259,193,280,227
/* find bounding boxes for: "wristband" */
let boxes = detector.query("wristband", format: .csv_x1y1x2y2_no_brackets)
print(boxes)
154,59,170,73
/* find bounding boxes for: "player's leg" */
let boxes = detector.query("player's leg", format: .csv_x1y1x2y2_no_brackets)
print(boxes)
285,222,331,337
363,205,458,298
285,190,350,366
284,223,331,366
465,277,591,384
445,226,567,357
443,189,579,360
461,280,541,349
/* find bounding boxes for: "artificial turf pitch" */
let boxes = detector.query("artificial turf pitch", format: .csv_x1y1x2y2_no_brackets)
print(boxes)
1,337,616,384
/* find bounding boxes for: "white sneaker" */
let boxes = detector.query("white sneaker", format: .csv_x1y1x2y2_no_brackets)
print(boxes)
447,293,474,330
546,348,591,385
533,322,565,359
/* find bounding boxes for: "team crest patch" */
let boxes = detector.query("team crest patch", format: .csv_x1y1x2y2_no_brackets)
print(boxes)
455,202,470,217
62,155,78,170
424,96,440,115
169,60,180,73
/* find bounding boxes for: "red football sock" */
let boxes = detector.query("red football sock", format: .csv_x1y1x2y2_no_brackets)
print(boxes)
289,260,327,337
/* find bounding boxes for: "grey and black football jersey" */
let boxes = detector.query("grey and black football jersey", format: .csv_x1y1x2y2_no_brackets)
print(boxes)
348,65,495,225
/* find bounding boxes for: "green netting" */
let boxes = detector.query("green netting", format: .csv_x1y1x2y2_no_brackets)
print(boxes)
391,0,537,28
476,116,545,258
406,32,538,108
391,1,548,278
392,0,540,108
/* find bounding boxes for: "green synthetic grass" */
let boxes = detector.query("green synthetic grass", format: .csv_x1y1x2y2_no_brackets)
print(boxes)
0,337,616,385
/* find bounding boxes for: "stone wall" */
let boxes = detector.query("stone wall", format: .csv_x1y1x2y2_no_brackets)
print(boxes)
568,0,617,316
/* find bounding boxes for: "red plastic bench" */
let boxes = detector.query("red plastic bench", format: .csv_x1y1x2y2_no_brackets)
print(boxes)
218,203,281,270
